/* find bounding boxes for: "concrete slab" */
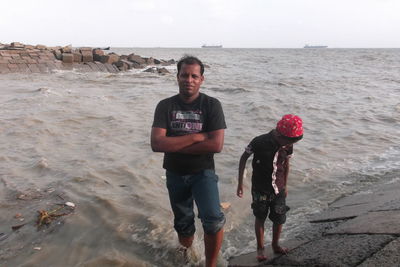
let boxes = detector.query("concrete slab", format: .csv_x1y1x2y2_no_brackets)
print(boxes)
80,63,93,72
327,210,400,235
358,238,400,267
309,203,369,223
372,197,400,211
330,189,400,208
272,234,394,267
86,62,101,72
60,63,73,70
95,61,108,72
104,63,119,73
228,240,305,267
37,63,49,72
27,64,40,73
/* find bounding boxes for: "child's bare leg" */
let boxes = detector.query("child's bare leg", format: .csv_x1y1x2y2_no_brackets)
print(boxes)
255,217,267,261
272,223,289,254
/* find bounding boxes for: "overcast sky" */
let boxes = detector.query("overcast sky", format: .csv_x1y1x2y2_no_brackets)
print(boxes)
1,0,399,48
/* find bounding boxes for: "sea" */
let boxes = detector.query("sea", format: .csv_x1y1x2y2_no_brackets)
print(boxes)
0,48,399,266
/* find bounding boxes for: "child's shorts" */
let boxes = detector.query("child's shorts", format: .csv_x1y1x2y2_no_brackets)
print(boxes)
251,190,290,224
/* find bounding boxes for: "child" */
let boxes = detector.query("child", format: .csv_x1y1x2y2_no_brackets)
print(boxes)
237,114,303,262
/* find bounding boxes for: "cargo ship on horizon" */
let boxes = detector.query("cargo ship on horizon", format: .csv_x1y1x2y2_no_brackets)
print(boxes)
304,44,328,48
201,44,223,48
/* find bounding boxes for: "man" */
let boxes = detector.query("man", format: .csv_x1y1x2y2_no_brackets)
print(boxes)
151,56,226,267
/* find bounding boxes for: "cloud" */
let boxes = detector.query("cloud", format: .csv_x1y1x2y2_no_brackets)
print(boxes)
129,0,157,12
161,16,174,25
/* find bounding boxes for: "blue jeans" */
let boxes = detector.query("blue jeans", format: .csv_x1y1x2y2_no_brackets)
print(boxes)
166,169,225,236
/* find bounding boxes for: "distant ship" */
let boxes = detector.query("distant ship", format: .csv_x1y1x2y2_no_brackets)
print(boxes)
201,44,223,48
304,44,328,48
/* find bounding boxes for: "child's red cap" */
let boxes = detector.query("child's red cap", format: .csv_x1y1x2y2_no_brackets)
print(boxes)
276,114,303,138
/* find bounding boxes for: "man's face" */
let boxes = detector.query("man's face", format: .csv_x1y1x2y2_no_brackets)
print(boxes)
177,63,204,99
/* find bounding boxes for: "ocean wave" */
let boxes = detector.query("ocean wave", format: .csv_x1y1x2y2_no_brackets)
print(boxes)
205,86,250,93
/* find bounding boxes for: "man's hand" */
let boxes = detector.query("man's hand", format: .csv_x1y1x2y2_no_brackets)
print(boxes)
176,129,224,154
151,127,207,153
194,132,208,142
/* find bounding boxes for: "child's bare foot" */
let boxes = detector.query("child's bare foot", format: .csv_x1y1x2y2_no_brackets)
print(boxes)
272,244,289,254
256,247,267,262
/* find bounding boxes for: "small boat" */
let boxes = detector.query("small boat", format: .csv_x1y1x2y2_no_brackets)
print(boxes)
304,44,328,48
201,44,223,48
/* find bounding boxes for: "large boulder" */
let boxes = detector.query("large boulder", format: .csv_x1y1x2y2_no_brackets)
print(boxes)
35,44,47,50
114,60,128,71
79,47,92,53
62,53,74,63
161,59,176,66
53,49,63,60
81,51,93,63
157,67,170,74
144,57,155,65
144,67,170,74
73,52,82,63
61,45,72,53
127,54,146,65
100,53,119,64
10,42,24,48
92,49,104,61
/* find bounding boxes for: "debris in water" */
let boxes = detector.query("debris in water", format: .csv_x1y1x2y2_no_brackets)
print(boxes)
65,202,75,208
0,233,8,241
46,187,55,193
36,206,71,229
12,223,27,231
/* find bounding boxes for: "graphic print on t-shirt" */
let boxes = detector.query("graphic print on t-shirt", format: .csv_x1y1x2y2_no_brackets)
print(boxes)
171,110,203,135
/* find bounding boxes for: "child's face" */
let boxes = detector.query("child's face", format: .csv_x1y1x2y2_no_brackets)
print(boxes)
274,130,300,147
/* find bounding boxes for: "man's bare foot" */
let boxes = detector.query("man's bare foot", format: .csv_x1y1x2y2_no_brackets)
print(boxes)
272,244,289,254
177,246,190,264
256,247,267,262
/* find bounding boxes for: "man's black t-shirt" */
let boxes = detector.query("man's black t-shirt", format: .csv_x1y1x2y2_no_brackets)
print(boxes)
152,93,226,174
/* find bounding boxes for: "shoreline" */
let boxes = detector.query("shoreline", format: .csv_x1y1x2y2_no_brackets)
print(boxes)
228,178,400,266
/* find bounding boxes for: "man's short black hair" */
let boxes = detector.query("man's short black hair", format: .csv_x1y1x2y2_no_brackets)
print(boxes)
177,55,204,75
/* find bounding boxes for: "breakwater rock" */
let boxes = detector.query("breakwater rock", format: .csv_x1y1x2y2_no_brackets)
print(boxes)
0,42,174,74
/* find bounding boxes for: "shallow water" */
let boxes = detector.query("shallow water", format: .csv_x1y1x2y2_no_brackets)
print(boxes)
1,48,399,266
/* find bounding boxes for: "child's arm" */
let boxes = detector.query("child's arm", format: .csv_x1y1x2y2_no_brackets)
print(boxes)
237,151,251,198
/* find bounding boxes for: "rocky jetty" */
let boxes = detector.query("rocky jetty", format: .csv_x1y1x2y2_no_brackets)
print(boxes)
228,180,400,266
0,42,173,74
